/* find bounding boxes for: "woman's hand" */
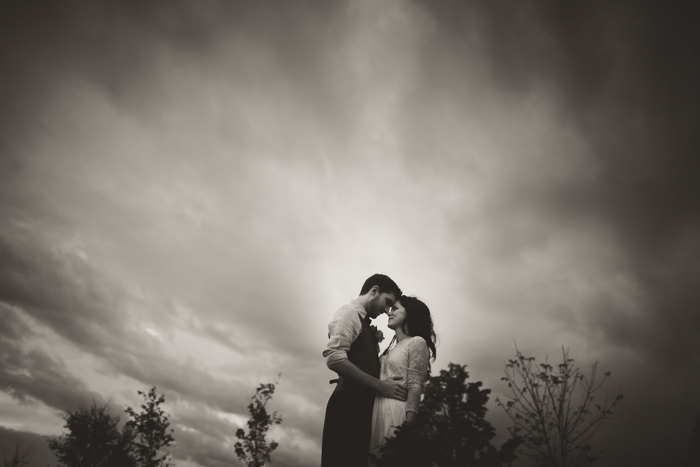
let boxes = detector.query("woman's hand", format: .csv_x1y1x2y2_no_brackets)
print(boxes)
405,411,417,424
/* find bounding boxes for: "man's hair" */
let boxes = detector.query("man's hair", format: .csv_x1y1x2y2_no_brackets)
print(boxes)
359,274,402,297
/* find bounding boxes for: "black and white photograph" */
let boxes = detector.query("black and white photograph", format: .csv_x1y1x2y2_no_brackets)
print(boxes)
1,2,699,466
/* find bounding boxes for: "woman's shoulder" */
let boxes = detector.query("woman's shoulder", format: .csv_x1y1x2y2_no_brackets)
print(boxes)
406,336,429,352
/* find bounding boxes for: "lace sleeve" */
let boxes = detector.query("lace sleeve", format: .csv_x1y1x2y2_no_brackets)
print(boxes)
405,337,429,414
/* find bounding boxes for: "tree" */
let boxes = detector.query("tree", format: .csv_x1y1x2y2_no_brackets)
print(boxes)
372,363,521,467
234,382,282,467
46,402,136,467
495,347,623,467
125,387,175,467
2,442,33,467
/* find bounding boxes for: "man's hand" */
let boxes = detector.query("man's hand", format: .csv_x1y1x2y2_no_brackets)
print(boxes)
328,361,407,400
376,376,407,401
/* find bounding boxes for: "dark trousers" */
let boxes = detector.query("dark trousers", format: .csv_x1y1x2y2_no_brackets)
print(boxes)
321,390,375,467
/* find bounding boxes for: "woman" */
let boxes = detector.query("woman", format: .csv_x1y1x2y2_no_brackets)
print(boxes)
369,295,437,460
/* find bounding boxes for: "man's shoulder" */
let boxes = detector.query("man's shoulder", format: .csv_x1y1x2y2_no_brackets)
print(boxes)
332,302,363,322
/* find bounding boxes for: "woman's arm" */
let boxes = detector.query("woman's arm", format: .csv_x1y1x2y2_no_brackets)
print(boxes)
406,410,418,423
405,337,430,421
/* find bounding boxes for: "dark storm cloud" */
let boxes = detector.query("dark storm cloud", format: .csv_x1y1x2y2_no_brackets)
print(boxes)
0,222,130,352
0,0,355,159
2,1,699,466
487,1,700,363
0,305,101,412
408,2,700,466
0,220,277,413
0,338,98,414
0,2,429,466
408,0,700,354
0,304,35,342
0,1,220,112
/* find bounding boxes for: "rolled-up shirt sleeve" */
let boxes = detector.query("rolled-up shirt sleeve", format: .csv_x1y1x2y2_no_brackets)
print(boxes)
323,304,363,367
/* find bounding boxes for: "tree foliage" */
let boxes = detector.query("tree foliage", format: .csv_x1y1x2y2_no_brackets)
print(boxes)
372,363,521,467
46,387,176,467
234,382,282,467
125,387,175,467
46,402,136,467
495,347,623,467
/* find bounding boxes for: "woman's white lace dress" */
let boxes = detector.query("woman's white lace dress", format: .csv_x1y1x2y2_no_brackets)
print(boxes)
369,336,429,459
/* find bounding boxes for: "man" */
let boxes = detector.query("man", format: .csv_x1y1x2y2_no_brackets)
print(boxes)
322,274,407,467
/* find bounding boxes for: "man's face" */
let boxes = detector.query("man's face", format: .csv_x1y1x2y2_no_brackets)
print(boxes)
367,291,397,319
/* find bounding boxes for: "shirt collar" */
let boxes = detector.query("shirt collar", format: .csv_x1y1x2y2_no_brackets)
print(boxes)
349,298,368,320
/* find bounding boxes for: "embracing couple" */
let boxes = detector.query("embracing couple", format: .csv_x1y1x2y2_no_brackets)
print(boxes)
322,274,437,466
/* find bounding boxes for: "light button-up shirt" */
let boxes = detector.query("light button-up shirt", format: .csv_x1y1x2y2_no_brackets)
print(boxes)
323,299,367,367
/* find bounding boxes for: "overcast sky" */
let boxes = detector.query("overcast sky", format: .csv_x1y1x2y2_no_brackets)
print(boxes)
1,1,699,466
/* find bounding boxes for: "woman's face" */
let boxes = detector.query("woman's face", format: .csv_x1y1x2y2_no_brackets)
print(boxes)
387,301,407,331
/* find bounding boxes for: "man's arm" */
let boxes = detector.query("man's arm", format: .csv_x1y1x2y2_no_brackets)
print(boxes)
324,304,406,400
328,360,407,400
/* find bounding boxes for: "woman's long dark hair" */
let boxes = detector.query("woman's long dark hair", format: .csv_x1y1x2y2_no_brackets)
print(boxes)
396,295,437,370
